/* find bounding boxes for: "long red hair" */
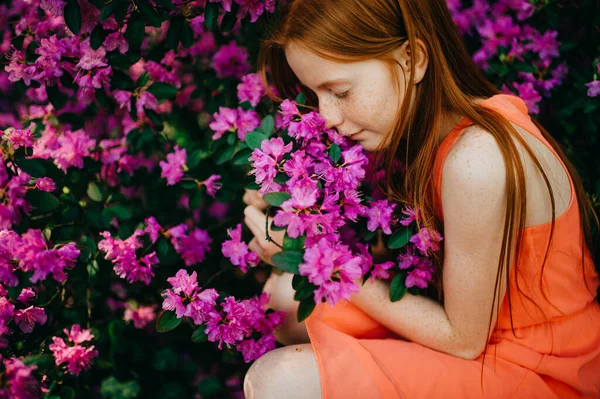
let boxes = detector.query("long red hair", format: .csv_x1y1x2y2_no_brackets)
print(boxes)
256,0,599,388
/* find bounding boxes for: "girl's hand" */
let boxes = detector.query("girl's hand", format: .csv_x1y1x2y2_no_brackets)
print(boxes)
242,189,268,211
244,205,284,266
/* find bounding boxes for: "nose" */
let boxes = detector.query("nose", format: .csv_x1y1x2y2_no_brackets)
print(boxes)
318,97,343,131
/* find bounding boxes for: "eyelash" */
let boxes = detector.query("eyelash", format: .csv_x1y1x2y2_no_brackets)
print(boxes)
334,90,350,99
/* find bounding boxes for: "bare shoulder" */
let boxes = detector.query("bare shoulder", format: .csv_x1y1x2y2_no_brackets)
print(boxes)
442,124,507,191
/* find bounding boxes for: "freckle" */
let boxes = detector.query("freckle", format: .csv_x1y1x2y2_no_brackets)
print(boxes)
296,347,302,352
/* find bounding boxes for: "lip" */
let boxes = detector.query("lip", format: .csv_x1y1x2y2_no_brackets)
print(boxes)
349,130,363,140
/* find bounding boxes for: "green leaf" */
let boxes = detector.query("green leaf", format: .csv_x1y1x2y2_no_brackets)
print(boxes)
145,108,163,130
271,250,303,274
111,70,135,91
46,84,68,110
64,0,82,35
87,182,105,202
297,297,316,322
87,260,99,285
283,234,306,251
263,191,291,206
293,277,314,301
233,148,252,165
295,92,306,105
156,311,182,333
259,115,275,137
109,205,132,220
22,354,54,369
191,328,208,343
204,1,220,31
139,1,162,27
245,181,260,190
100,0,125,20
389,273,407,302
100,376,141,399
220,8,238,33
179,180,197,189
154,0,176,10
274,172,290,185
245,130,268,150
136,72,150,88
14,158,45,177
125,14,146,51
25,190,60,212
214,144,236,165
180,23,194,49
329,144,341,163
166,16,183,49
388,227,412,248
147,82,177,100
292,273,303,290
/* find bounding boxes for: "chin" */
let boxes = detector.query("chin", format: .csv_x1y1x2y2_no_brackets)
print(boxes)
356,138,381,152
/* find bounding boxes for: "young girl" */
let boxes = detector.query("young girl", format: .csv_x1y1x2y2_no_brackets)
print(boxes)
241,0,600,398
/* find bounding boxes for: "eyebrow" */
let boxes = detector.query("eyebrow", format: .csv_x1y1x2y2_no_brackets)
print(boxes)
316,78,350,89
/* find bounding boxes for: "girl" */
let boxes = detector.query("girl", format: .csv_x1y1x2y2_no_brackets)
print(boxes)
242,0,600,398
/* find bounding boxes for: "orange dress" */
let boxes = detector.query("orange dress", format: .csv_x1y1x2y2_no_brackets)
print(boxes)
304,94,600,399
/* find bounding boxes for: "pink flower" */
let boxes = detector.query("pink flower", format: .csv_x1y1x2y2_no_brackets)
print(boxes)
13,306,47,333
49,324,98,376
365,200,397,234
1,357,40,399
399,205,419,226
221,224,260,272
405,267,434,289
144,216,162,243
124,304,157,329
410,228,444,254
201,174,222,197
586,81,600,97
168,225,212,266
3,123,34,149
212,41,250,79
237,73,265,106
35,177,55,192
98,230,157,285
160,146,187,185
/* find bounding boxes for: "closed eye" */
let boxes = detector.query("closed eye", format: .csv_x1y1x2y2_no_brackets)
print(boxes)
335,90,350,99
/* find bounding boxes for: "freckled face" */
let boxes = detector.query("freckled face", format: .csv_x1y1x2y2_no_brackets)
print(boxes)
284,42,407,151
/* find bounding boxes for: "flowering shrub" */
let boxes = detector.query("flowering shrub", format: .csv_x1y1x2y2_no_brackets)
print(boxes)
0,0,597,397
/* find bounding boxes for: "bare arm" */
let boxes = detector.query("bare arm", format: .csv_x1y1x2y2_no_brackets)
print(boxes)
350,127,512,360
263,271,310,345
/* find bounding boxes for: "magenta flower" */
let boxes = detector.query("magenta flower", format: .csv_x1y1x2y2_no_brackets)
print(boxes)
201,174,222,197
209,107,238,140
399,205,419,226
35,177,55,192
160,146,187,185
161,269,219,324
144,216,162,244
221,224,260,273
586,81,600,97
0,357,40,399
13,306,47,333
124,304,157,329
237,73,265,106
167,225,212,266
365,199,397,234
212,41,250,79
98,230,158,285
3,124,34,149
49,324,98,376
410,228,444,254
405,267,434,289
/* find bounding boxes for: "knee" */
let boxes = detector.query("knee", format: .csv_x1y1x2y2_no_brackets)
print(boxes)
243,345,320,399
243,348,292,399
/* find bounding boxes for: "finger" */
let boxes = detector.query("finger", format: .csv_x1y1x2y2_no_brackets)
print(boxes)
248,237,262,253
244,207,268,244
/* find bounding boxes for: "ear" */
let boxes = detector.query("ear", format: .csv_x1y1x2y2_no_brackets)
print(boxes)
394,39,429,85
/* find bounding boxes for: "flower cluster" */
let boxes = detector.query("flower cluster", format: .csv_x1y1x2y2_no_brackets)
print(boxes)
448,0,567,113
247,99,443,307
161,269,284,362
49,324,99,376
0,356,40,399
222,224,260,272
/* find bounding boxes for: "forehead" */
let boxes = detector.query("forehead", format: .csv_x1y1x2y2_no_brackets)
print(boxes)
284,42,360,88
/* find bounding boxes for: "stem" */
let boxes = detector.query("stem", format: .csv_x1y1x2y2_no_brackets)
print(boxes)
264,206,283,250
203,266,235,287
